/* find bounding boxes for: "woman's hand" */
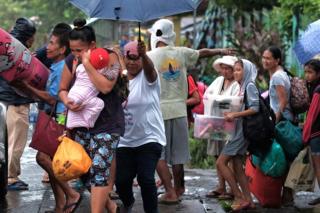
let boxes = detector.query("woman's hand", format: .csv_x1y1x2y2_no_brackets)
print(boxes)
224,112,236,122
81,49,91,67
138,41,146,57
66,99,83,112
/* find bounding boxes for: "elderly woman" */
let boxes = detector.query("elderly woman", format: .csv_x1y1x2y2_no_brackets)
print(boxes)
204,56,239,199
115,41,165,213
217,59,257,211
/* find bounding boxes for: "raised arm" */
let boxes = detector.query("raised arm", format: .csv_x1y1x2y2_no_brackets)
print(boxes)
138,41,157,83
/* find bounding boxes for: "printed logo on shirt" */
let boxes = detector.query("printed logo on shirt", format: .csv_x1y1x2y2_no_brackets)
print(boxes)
160,58,181,81
124,109,133,126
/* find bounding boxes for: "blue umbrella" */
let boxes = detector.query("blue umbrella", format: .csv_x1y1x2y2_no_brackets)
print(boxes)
293,19,320,64
69,0,201,40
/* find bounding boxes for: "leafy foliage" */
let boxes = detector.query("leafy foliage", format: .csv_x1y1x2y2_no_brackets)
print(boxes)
226,19,283,73
273,0,320,40
213,0,278,11
188,125,215,169
0,0,87,49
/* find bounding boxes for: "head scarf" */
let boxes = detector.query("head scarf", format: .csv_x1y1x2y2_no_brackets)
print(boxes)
10,17,36,47
148,19,176,50
239,59,257,95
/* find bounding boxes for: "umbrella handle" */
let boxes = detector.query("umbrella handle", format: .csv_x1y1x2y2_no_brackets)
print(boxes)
138,22,141,42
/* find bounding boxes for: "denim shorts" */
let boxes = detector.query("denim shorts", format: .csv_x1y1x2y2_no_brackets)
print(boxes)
74,131,119,187
309,137,320,155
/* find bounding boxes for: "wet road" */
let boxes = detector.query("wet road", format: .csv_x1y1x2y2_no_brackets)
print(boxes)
1,126,320,212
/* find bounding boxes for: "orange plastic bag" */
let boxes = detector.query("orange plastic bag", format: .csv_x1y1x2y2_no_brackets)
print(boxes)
52,135,92,181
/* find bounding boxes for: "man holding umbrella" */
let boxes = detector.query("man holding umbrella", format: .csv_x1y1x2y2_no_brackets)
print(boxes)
147,19,235,203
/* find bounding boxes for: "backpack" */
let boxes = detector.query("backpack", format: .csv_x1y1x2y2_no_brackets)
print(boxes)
285,71,310,114
243,83,276,157
192,81,207,115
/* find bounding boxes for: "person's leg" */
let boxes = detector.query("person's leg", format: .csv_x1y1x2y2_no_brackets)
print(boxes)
156,159,178,202
308,154,320,205
215,156,226,192
171,117,189,197
216,154,243,201
36,152,80,213
137,143,162,213
156,119,178,202
89,133,119,213
7,105,29,185
307,137,320,205
172,164,184,197
115,147,136,208
232,156,253,205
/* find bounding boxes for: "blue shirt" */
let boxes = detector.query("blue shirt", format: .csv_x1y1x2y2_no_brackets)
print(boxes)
44,60,65,114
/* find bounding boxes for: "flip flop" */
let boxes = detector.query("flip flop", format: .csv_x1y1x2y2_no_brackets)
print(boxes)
17,180,29,186
231,201,250,212
158,194,179,205
309,197,320,206
109,191,120,200
7,181,28,191
63,193,82,213
206,190,222,198
217,193,234,200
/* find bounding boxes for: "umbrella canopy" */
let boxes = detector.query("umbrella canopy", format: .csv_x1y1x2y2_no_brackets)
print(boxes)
69,0,201,23
293,19,320,64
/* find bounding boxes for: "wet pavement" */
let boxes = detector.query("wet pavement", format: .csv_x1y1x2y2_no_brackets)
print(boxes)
1,127,320,212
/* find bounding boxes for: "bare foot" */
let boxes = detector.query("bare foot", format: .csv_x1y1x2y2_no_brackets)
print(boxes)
105,199,118,213
158,192,179,203
175,187,185,198
64,192,81,213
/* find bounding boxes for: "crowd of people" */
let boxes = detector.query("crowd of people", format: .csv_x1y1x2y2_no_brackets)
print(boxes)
1,16,320,213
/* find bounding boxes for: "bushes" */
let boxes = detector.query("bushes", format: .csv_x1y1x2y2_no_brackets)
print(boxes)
188,127,215,169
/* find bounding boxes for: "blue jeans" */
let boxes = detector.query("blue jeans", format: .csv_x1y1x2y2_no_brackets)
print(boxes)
116,142,162,213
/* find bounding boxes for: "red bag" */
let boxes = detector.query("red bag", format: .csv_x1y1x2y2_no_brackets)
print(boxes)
245,156,284,208
29,110,65,158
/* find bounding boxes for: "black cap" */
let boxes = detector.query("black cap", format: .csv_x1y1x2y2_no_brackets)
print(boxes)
10,17,36,46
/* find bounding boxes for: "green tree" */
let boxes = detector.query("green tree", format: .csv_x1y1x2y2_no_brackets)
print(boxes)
270,0,320,41
0,0,87,49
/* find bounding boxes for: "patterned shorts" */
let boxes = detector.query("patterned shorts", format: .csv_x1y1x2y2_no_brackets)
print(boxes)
74,131,119,187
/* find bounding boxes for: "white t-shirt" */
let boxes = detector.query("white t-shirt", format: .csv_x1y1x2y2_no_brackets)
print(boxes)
147,46,199,120
118,71,166,148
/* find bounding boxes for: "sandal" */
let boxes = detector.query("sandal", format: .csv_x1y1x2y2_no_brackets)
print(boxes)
231,201,250,212
309,197,320,206
206,190,223,198
7,181,28,191
217,193,234,200
63,193,82,213
158,194,179,205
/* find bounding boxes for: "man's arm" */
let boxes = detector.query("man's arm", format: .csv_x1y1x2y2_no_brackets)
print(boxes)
198,48,236,58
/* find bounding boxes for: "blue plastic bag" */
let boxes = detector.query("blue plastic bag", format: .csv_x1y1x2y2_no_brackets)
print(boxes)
275,120,303,161
252,139,288,177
